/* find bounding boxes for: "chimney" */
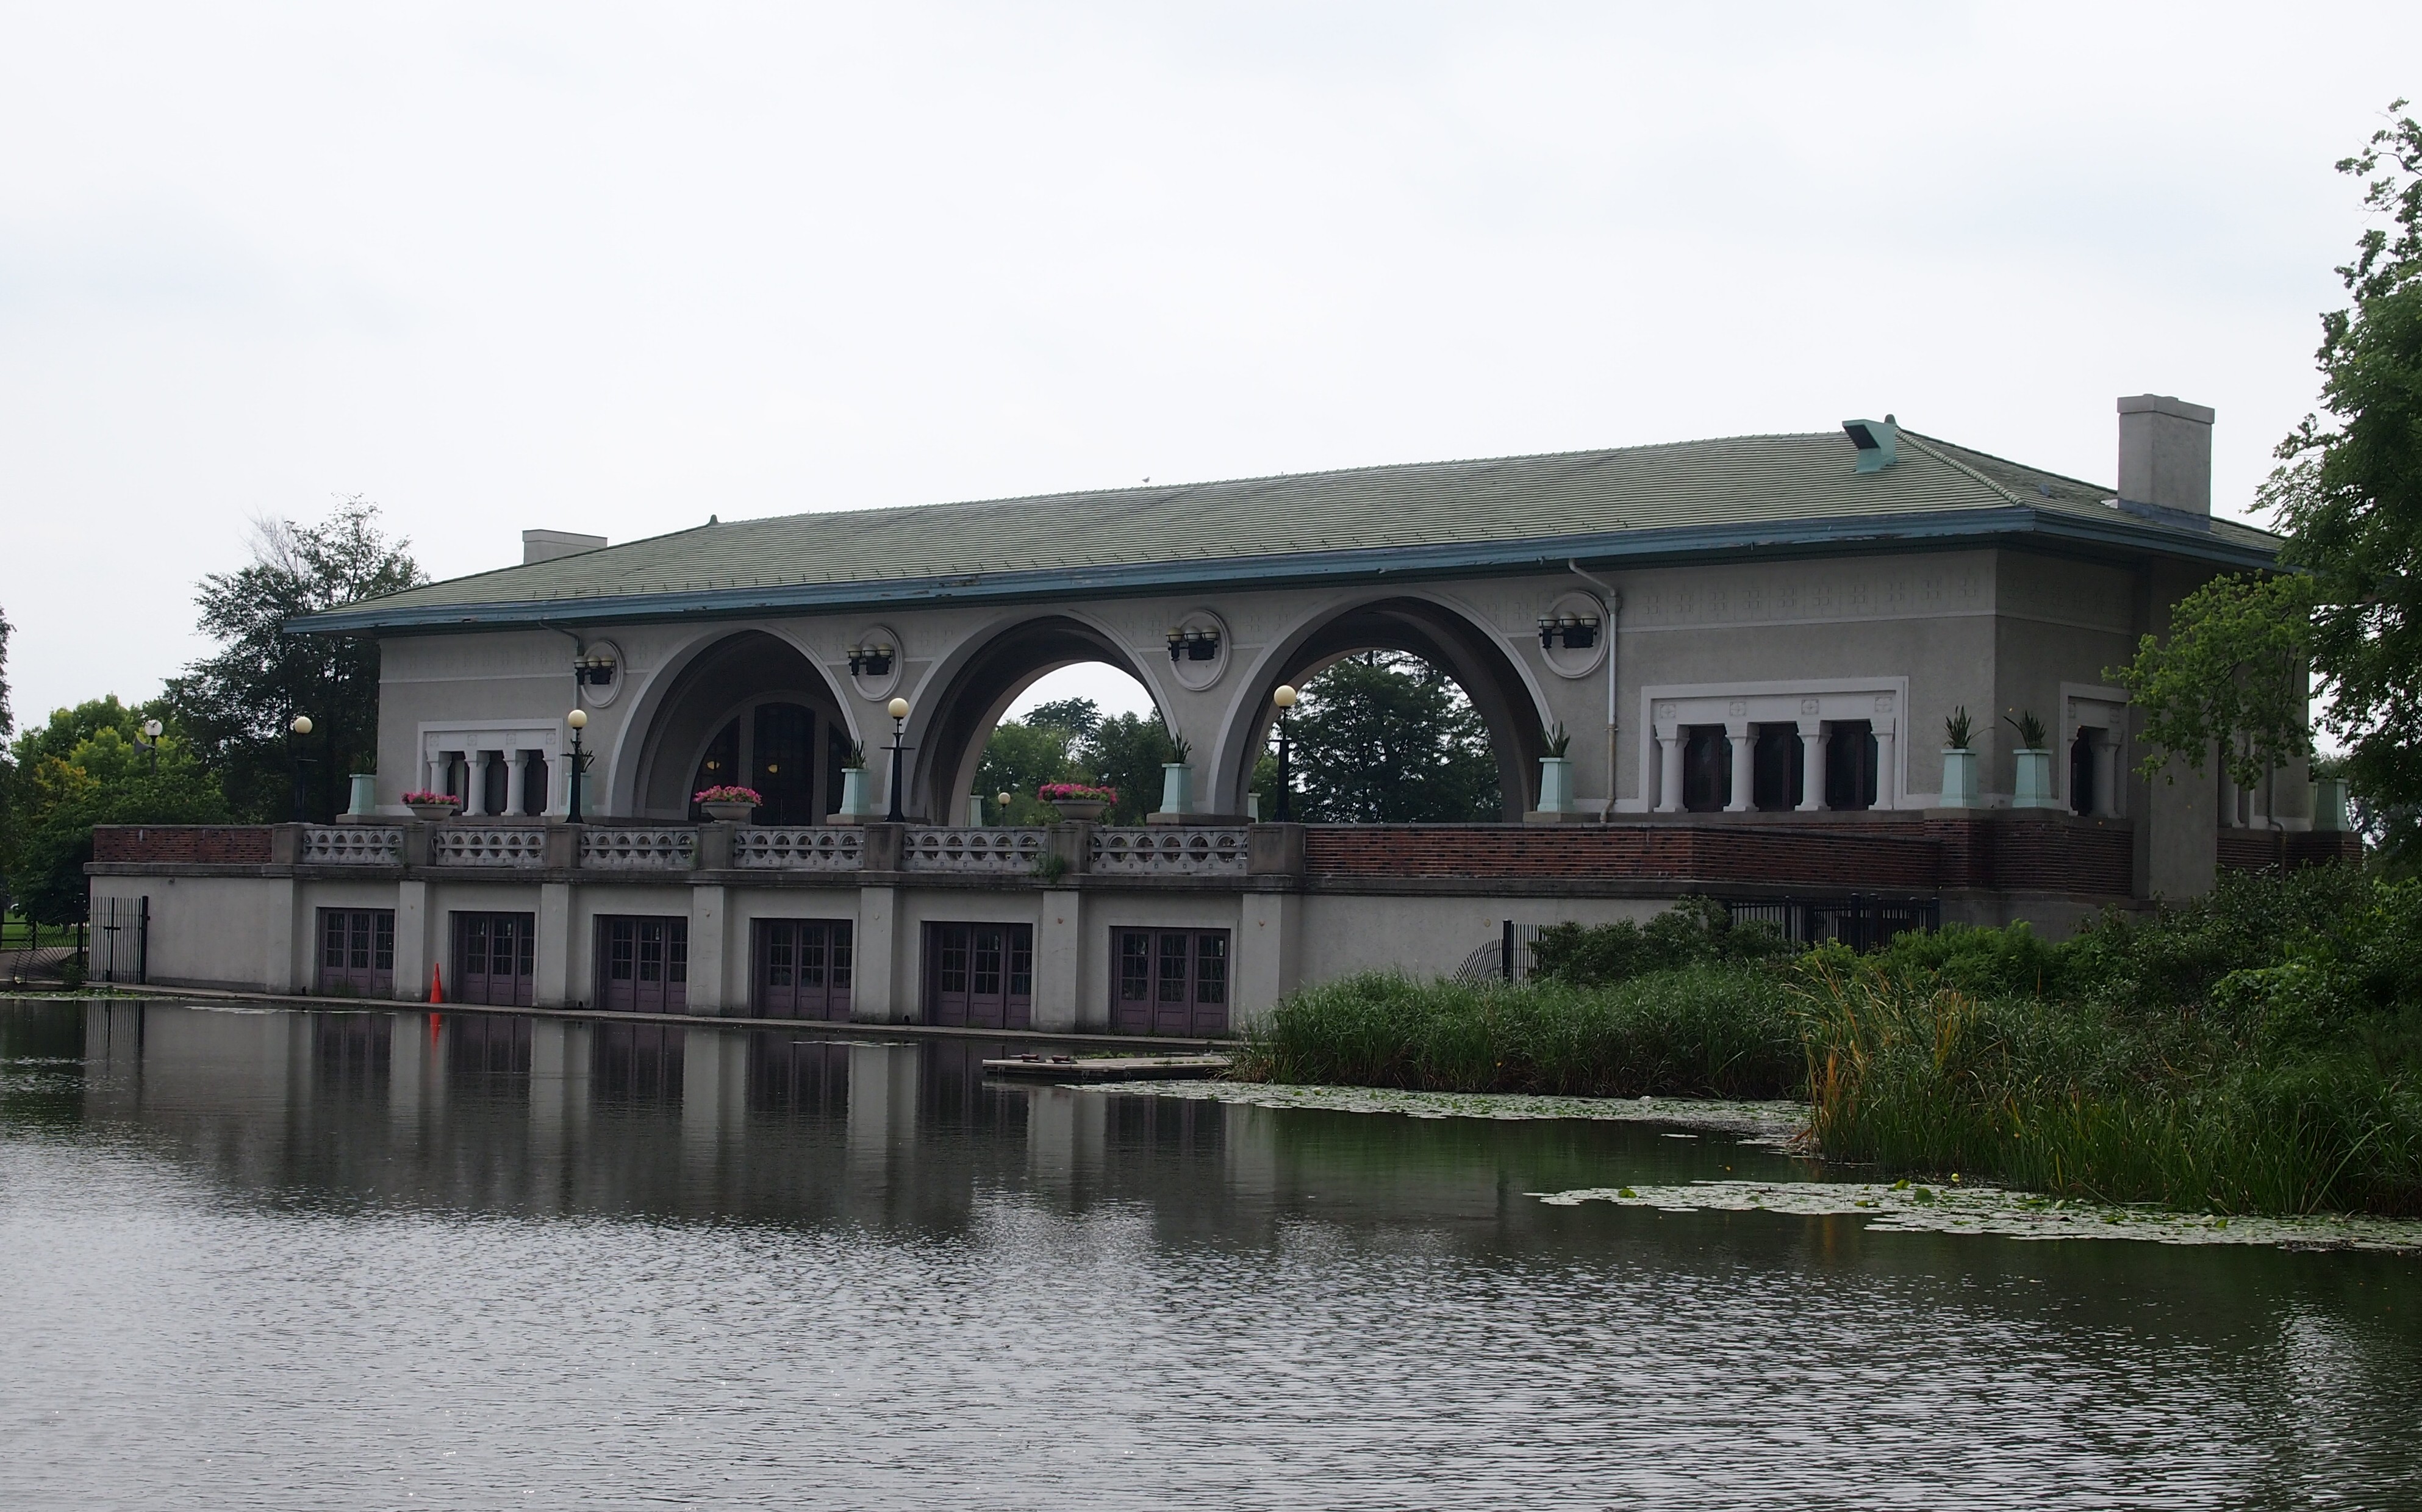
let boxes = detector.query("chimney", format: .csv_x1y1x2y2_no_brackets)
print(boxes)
523,529,608,565
2116,395,2213,515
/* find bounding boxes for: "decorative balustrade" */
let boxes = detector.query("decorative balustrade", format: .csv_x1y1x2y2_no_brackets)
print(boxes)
901,827,1047,872
301,826,404,865
1089,827,1252,876
431,825,549,868
733,827,864,870
579,826,700,870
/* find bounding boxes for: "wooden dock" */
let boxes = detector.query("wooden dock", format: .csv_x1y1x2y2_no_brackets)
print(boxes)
983,1053,1231,1083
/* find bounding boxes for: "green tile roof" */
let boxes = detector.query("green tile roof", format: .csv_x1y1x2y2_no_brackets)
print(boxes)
296,428,2283,634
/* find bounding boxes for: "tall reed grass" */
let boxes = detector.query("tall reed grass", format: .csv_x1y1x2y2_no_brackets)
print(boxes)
1230,967,1800,1098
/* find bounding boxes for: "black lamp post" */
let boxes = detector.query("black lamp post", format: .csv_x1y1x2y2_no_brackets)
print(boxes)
288,714,315,823
136,718,163,776
565,709,590,823
884,697,912,823
1270,684,1298,822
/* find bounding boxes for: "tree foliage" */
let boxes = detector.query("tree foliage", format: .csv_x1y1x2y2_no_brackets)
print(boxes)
2113,571,2313,789
2120,104,2422,840
165,500,425,822
1284,652,1500,823
975,696,1179,825
4,700,228,924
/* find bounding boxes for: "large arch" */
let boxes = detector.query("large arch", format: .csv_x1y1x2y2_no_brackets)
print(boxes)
619,630,855,821
1214,594,1549,822
906,614,1166,823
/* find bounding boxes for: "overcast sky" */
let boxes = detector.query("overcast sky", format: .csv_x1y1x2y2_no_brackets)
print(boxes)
4,2,2417,728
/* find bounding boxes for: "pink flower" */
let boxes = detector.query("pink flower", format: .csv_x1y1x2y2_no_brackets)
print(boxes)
693,785,763,805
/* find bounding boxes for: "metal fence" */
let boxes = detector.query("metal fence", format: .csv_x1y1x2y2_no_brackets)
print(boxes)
1716,894,1941,952
90,895,149,984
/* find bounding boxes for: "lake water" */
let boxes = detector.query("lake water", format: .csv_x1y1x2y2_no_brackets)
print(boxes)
3,998,2417,1510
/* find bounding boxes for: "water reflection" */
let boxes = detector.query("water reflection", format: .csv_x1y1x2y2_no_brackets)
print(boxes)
5,999,2421,1510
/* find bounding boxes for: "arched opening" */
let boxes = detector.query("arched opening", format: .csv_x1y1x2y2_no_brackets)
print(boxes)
912,615,1170,825
1223,597,1546,823
628,632,852,822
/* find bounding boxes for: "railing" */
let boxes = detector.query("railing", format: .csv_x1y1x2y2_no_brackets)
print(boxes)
733,827,863,870
1090,827,1251,876
302,826,404,864
431,825,548,868
580,826,699,870
901,827,1046,872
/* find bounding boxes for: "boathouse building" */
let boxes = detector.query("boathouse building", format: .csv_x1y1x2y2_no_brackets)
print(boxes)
88,396,2353,1030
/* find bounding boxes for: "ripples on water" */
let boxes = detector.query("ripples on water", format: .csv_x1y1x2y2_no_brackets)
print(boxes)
2,1000,2416,1510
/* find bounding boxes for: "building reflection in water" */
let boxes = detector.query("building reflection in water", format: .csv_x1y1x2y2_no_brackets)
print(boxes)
42,999,1763,1250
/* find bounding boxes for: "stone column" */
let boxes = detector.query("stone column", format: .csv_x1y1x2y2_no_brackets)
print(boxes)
2094,733,2122,818
1874,725,1897,810
464,751,491,817
852,884,903,1022
1797,720,1826,812
1034,887,1083,1033
535,880,573,1007
1724,724,1754,812
426,752,447,798
506,751,529,817
687,884,728,1015
1655,731,1685,812
394,878,431,1001
1235,890,1302,1027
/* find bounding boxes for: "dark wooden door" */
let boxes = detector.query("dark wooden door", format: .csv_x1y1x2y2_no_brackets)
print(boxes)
317,908,394,998
754,919,853,1020
923,922,1033,1030
597,915,688,1013
452,912,536,1006
1112,928,1230,1036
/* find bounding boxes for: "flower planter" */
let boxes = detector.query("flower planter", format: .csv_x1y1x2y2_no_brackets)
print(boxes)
2012,747,2061,809
838,768,870,819
406,802,460,822
1938,748,1979,808
1052,800,1109,822
1536,756,1574,814
2312,775,2350,833
701,801,756,823
1158,762,1193,816
345,774,378,818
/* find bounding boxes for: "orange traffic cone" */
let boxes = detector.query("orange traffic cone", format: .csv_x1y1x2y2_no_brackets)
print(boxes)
429,963,444,1004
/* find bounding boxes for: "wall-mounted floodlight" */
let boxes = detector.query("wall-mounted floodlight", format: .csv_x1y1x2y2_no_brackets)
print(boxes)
1843,415,1899,473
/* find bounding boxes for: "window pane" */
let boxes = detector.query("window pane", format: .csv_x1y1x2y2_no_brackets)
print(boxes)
1196,933,1228,1003
831,924,853,989
1119,933,1151,1001
940,928,967,994
1158,933,1189,1003
769,925,794,987
374,912,395,971
639,923,663,983
973,928,1003,997
610,922,634,981
1008,928,1032,998
667,923,687,985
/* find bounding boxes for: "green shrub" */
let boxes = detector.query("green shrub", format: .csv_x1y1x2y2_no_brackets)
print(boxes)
1532,897,1796,987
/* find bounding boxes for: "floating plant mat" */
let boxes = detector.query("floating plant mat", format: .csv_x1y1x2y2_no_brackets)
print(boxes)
1112,1080,1808,1146
1536,1180,2422,1255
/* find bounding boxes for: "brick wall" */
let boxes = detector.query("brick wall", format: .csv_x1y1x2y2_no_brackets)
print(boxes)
2218,829,2366,873
1303,819,2137,896
92,825,274,865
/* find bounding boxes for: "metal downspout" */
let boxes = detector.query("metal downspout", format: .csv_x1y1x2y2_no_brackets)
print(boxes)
1568,561,1622,823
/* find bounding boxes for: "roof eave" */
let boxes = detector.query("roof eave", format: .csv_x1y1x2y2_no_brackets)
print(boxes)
287,505,2280,636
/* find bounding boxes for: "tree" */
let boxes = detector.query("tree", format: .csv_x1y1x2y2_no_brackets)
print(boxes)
1082,710,1178,825
975,718,1077,825
5,701,227,925
2121,104,2422,862
1023,698,1102,738
2268,104,2422,815
1284,652,1500,823
166,500,426,822
2113,572,2313,790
